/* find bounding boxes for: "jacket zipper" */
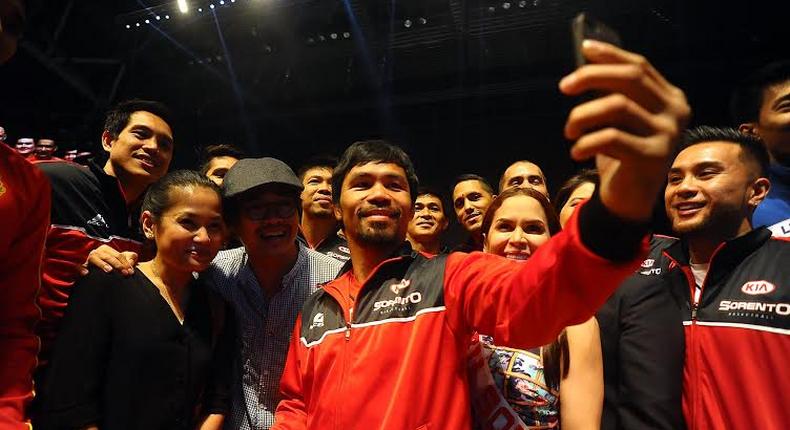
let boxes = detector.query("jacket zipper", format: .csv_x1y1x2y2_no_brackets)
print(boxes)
677,242,726,430
345,307,353,341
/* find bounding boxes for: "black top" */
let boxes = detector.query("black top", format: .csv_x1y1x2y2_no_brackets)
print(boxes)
597,236,686,430
36,269,233,430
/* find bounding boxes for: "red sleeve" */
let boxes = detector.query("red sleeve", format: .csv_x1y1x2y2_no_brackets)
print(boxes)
272,314,308,430
443,205,647,349
0,146,51,429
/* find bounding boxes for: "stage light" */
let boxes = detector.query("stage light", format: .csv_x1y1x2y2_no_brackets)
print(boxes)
418,17,427,25
220,0,225,4
330,33,338,40
518,0,526,7
165,15,170,19
198,7,203,12
231,0,236,2
502,2,511,9
209,4,215,9
342,32,350,39
178,0,189,13
136,22,140,27
126,24,131,29
487,6,495,12
145,19,150,24
156,15,161,20
404,19,412,28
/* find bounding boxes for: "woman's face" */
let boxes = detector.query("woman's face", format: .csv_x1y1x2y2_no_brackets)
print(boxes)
484,195,551,261
559,181,596,228
144,186,226,273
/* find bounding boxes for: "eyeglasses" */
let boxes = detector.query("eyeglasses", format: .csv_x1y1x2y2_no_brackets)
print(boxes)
241,202,298,220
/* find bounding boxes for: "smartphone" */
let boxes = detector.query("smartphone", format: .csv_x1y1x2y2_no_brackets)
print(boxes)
572,13,622,68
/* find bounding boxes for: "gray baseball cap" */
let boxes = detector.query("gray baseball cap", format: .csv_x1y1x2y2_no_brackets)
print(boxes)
222,157,303,199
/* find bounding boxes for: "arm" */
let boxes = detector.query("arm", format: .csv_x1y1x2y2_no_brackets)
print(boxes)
197,414,224,430
200,298,235,420
560,318,603,430
617,279,685,429
272,315,308,430
445,44,688,348
36,271,112,429
0,147,50,429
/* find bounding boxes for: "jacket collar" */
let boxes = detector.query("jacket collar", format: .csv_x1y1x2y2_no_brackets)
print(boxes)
665,227,772,287
337,241,416,277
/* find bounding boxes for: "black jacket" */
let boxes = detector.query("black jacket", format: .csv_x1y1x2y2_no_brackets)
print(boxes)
597,235,686,430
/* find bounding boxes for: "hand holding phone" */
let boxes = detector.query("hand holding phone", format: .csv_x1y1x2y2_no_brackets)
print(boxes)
559,20,690,222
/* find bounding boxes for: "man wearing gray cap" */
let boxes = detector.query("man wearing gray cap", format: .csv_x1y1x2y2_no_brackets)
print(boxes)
208,157,343,430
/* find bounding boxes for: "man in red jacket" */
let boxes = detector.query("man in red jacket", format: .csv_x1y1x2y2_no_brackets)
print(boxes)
272,41,691,430
662,126,787,429
0,1,52,427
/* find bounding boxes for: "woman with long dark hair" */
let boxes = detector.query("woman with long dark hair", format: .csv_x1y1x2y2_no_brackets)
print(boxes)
469,187,603,429
37,170,233,430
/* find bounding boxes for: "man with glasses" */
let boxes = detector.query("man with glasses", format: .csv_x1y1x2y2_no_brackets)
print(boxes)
208,157,342,430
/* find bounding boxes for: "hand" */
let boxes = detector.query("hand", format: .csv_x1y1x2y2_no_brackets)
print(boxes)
79,245,138,276
560,40,691,222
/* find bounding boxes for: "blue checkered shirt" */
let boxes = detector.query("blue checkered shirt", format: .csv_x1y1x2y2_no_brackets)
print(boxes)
207,243,343,429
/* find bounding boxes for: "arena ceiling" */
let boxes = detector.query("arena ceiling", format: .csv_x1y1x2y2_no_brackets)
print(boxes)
1,0,786,189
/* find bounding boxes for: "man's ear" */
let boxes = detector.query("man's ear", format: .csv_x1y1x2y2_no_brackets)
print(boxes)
748,177,771,210
140,210,156,240
101,130,114,153
333,204,342,222
739,123,759,136
440,216,449,232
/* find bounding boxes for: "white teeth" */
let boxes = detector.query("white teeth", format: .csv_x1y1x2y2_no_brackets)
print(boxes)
506,254,529,261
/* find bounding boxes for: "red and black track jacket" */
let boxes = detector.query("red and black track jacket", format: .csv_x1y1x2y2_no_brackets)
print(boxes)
0,144,50,430
35,160,143,362
660,228,790,430
273,198,649,430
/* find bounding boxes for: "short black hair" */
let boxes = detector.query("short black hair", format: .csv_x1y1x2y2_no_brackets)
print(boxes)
414,186,448,216
199,144,246,175
104,99,174,140
679,126,770,178
730,61,790,125
452,174,495,196
332,140,419,204
297,155,339,182
553,168,599,214
142,170,220,221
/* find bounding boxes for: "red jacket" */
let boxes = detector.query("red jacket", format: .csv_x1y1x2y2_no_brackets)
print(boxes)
660,229,790,430
273,207,647,430
0,144,50,429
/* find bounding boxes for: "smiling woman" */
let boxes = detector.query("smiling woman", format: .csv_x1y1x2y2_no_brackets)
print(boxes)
36,171,234,430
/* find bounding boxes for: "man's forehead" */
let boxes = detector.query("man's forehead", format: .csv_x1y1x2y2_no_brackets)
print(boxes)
763,80,790,104
416,194,442,205
453,180,487,198
305,166,333,176
127,110,172,131
673,141,741,167
348,161,406,177
506,161,543,177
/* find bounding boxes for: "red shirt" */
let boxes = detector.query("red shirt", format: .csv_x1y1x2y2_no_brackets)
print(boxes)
0,144,51,429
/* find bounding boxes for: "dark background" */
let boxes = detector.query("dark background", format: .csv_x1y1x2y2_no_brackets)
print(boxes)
1,0,787,196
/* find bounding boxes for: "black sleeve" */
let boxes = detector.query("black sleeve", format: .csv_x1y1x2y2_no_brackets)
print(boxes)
616,278,686,430
577,191,651,262
36,270,112,429
201,300,236,416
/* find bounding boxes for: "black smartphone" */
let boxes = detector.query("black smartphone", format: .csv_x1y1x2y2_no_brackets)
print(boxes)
572,13,622,68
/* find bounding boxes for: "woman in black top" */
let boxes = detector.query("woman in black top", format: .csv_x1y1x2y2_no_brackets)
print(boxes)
38,170,233,430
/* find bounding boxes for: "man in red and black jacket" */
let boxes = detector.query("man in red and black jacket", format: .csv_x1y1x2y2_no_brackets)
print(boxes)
660,126,788,429
35,99,175,366
272,42,691,430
